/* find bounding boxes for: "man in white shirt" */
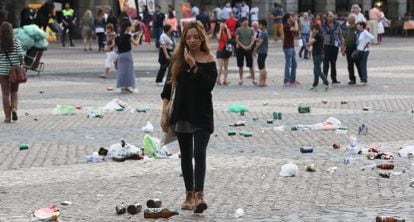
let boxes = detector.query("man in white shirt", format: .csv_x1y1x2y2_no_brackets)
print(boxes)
220,2,232,21
191,3,200,17
351,4,366,23
250,3,259,22
240,1,249,19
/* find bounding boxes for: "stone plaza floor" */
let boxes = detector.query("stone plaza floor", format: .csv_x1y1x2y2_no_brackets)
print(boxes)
0,37,414,221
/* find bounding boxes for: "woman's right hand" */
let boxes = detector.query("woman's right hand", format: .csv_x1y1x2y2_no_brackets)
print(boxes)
160,110,169,132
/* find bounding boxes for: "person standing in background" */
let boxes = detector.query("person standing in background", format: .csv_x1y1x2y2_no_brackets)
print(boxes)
369,4,381,44
271,3,284,45
153,4,165,49
377,6,388,44
236,17,256,86
80,10,94,51
155,24,175,86
142,5,152,44
61,3,76,47
165,11,178,37
249,3,259,23
282,13,299,86
342,14,360,85
351,4,366,23
216,22,232,86
95,8,106,52
253,19,269,87
240,1,249,20
356,21,374,85
299,12,311,59
191,3,200,17
101,23,118,79
220,3,232,21
307,24,329,92
106,9,118,32
322,11,343,84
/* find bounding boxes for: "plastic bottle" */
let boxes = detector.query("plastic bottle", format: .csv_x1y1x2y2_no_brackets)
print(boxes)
143,208,179,219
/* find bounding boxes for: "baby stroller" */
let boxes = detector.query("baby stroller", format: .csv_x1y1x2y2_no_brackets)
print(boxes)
24,47,45,76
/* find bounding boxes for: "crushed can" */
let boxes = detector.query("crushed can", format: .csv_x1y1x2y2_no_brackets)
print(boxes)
273,112,278,120
300,146,313,153
277,112,282,120
115,204,126,214
227,130,237,136
298,105,311,113
146,199,162,208
267,119,273,124
240,110,245,116
127,203,142,215
358,124,368,135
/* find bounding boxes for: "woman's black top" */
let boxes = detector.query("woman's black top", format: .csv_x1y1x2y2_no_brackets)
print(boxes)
161,61,217,133
115,33,131,53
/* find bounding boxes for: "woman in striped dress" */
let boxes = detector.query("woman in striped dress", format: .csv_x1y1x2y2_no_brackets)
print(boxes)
0,22,25,123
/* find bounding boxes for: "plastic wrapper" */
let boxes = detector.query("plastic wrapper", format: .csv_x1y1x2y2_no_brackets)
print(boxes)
23,24,47,40
52,105,77,115
143,135,170,158
228,103,250,113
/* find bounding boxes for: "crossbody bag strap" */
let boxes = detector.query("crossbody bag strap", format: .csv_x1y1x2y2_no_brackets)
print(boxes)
5,52,14,67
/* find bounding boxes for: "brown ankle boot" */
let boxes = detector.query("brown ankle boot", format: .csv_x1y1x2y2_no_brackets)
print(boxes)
194,192,207,213
181,191,194,210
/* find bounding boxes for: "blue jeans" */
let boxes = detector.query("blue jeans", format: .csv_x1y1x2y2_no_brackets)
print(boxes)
299,33,310,58
283,48,297,83
358,51,369,82
312,55,329,86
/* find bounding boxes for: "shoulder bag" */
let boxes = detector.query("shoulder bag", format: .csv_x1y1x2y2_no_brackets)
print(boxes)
351,43,368,61
5,52,27,84
159,85,177,147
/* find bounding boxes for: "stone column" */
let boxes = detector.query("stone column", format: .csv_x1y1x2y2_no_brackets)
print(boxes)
283,0,298,13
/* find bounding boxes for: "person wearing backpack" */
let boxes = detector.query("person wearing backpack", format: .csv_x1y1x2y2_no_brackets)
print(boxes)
216,23,232,86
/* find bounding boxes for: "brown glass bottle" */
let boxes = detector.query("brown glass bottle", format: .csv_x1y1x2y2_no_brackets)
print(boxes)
143,208,179,219
376,163,395,170
376,216,405,222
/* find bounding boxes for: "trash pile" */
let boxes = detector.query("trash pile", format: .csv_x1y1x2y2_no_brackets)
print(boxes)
14,24,48,51
115,198,178,219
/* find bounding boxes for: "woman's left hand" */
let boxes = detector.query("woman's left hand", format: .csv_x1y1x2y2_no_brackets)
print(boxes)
184,48,196,67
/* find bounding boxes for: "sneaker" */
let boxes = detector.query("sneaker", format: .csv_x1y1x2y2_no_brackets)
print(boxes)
156,82,164,86
332,80,341,84
348,81,356,85
358,81,367,86
309,86,317,91
252,80,258,85
238,80,243,86
324,84,329,92
283,82,289,87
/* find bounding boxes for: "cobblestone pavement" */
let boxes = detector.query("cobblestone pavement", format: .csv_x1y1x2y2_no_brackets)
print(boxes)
1,38,414,221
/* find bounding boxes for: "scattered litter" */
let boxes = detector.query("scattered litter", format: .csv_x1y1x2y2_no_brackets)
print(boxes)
107,87,114,91
252,117,259,121
141,121,154,133
227,130,237,136
266,119,273,124
327,166,338,173
332,144,340,149
292,117,342,131
360,164,376,171
362,107,372,111
273,125,286,132
399,146,414,158
136,107,149,112
357,124,368,135
376,216,405,221
143,135,171,158
101,99,128,112
108,140,143,160
52,105,77,115
410,179,414,187
61,201,72,206
262,102,269,106
391,171,402,176
279,163,298,177
85,152,107,163
377,163,395,170
305,164,316,172
300,146,314,153
336,127,348,134
144,208,179,219
340,101,348,104
346,135,360,154
298,105,311,113
234,208,245,218
146,199,162,208
19,143,29,151
239,131,253,137
272,112,282,120
39,90,44,94
228,103,249,113
366,147,394,160
85,135,95,140
321,100,327,104
127,203,142,215
31,205,60,222
379,172,390,178
75,105,82,110
115,204,126,214
229,121,246,127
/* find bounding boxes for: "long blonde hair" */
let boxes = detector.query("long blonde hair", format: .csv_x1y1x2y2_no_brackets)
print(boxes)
169,20,210,85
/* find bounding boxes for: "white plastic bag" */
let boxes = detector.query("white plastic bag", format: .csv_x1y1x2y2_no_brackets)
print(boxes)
101,98,128,112
399,146,414,158
108,141,142,158
279,163,298,177
141,121,154,133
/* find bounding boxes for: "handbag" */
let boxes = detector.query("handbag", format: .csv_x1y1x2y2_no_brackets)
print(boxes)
6,52,27,84
159,85,177,147
351,43,368,61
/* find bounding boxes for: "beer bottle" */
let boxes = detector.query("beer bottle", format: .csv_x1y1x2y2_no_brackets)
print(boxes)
143,208,179,219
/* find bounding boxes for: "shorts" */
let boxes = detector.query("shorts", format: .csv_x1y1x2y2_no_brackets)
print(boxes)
236,47,253,68
81,27,93,39
257,53,267,70
216,50,223,59
105,51,119,68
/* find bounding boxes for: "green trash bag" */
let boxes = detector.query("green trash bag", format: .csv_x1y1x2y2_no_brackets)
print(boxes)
143,135,169,158
34,38,49,50
22,24,47,40
52,105,77,115
14,28,34,50
228,103,250,113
